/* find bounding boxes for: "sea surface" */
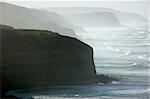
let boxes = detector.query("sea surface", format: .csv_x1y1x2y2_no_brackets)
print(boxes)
7,26,150,99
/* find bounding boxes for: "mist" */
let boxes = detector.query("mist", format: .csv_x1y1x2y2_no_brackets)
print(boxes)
2,0,148,19
1,1,150,98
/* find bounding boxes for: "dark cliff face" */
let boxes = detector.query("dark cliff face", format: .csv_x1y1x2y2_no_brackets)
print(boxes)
1,26,96,94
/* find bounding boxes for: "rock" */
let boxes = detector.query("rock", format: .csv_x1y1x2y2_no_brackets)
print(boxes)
0,3,77,38
0,26,115,97
0,24,14,29
68,12,122,27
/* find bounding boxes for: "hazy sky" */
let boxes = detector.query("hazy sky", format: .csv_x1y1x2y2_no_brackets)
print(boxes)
1,0,149,19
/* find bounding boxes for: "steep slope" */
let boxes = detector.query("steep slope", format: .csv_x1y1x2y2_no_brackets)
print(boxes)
68,12,121,27
0,3,77,37
1,25,115,97
46,7,147,27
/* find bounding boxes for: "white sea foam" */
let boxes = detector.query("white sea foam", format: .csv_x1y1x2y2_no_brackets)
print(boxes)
111,89,149,95
123,50,131,56
20,27,150,99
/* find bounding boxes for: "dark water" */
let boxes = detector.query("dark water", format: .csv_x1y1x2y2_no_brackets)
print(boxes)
7,27,150,99
6,81,150,99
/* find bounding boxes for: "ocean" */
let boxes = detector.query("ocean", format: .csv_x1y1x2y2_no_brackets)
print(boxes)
7,26,150,99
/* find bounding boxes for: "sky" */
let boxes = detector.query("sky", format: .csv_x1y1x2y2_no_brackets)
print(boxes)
1,0,149,19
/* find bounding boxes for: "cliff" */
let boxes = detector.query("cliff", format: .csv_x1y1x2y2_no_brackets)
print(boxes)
0,25,115,97
68,12,121,27
0,3,78,38
46,7,147,27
